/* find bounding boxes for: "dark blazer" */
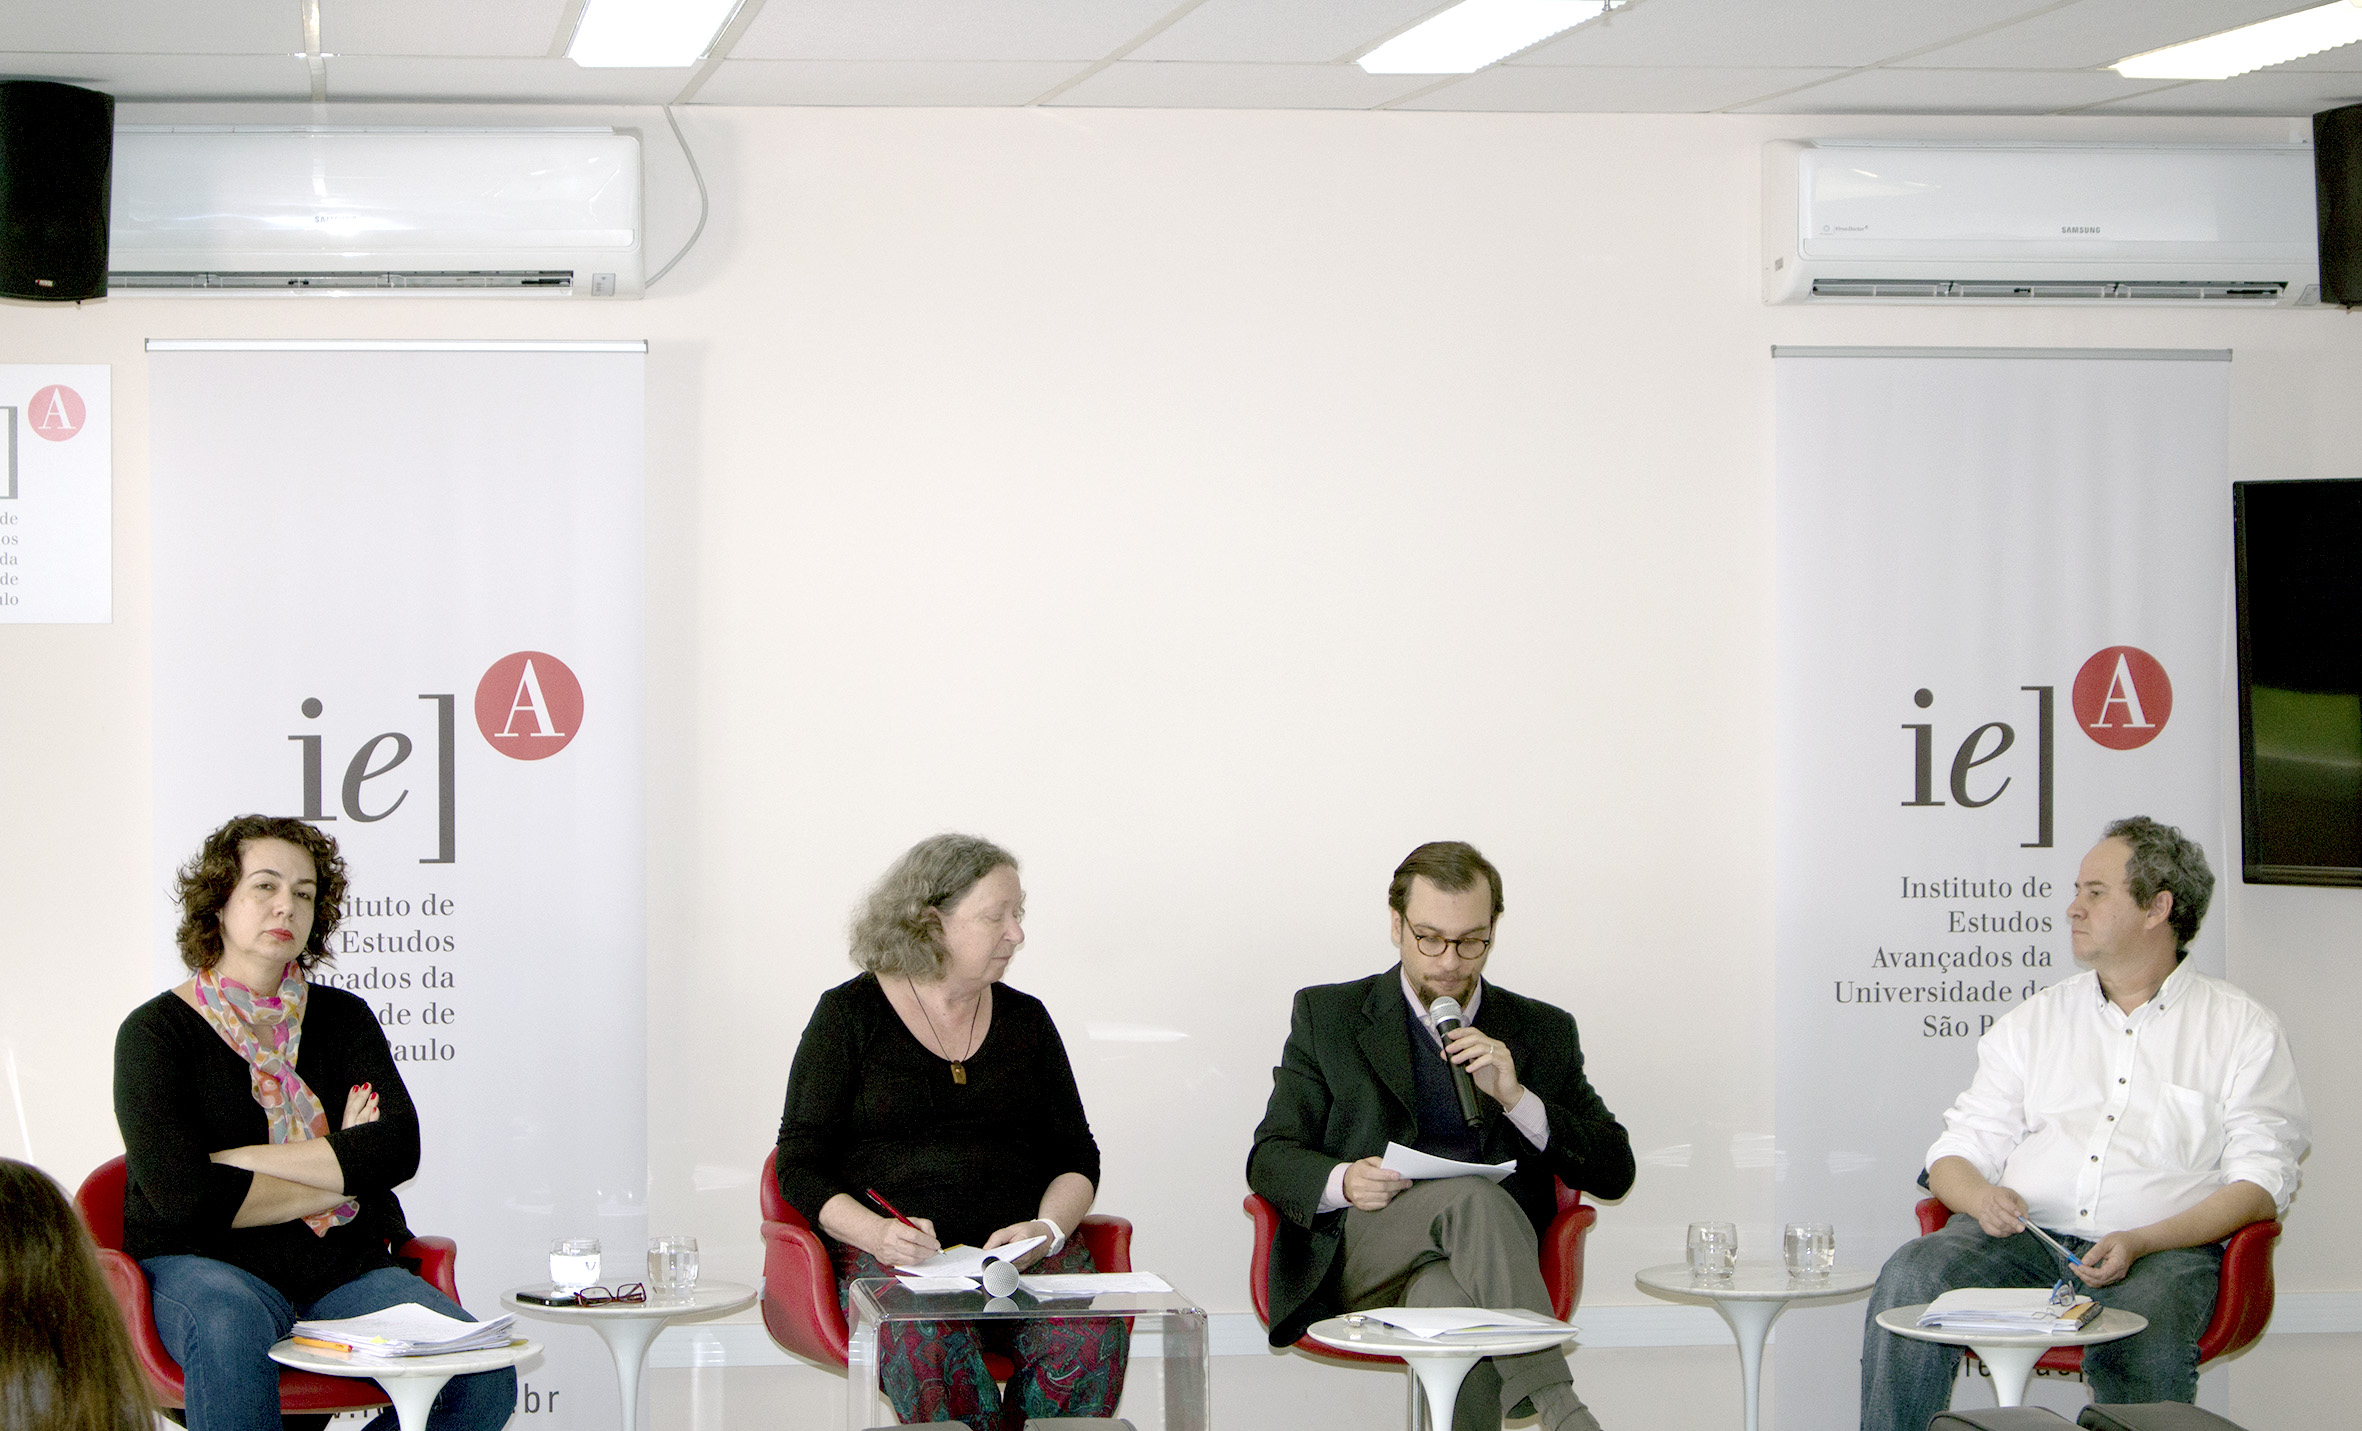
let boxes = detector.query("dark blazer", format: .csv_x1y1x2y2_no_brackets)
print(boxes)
1246,971,1635,1347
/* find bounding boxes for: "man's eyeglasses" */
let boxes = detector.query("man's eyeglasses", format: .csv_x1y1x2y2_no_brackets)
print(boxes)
1407,926,1492,960
573,1284,647,1306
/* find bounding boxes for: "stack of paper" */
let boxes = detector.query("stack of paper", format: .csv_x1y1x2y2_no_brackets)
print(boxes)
1380,1143,1518,1183
893,1236,1046,1277
1915,1288,2101,1335
1362,1307,1567,1338
291,1303,517,1357
1017,1272,1173,1299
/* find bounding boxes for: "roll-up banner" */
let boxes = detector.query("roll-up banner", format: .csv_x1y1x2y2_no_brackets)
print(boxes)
1773,349,2231,1427
149,340,646,1428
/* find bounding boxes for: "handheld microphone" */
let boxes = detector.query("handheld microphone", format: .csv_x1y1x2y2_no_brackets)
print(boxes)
1427,996,1485,1128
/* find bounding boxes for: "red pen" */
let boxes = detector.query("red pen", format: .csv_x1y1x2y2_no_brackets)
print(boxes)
866,1188,919,1230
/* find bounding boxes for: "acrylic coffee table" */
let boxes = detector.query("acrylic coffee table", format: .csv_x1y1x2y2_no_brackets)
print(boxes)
847,1278,1208,1431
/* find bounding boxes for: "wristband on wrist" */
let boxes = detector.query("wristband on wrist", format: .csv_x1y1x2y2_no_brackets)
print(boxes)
1037,1216,1067,1256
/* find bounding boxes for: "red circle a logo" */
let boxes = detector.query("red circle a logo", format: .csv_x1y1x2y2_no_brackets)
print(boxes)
474,652,583,760
27,384,85,442
2072,646,2172,750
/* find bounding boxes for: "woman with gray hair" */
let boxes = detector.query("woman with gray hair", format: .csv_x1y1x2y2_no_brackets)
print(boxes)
774,834,1125,1428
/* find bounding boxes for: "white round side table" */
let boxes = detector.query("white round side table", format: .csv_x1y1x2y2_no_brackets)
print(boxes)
268,1336,540,1431
1875,1302,2148,1408
1305,1311,1580,1431
1636,1261,1876,1431
503,1281,756,1431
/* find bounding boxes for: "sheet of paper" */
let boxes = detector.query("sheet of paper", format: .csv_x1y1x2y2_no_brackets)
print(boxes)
894,1235,1047,1277
290,1302,517,1355
1016,1272,1174,1298
895,1276,980,1293
1380,1142,1518,1183
1362,1307,1563,1338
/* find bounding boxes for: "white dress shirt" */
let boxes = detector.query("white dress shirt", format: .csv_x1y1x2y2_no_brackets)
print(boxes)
1314,974,1550,1214
1925,962,2309,1238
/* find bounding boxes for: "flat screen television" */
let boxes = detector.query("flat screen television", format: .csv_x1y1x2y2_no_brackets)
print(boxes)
2235,477,2362,886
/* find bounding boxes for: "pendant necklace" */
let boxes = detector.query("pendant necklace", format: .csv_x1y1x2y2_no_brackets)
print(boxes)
911,977,983,1084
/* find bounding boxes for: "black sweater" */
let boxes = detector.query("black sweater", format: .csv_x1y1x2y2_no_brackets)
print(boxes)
775,974,1101,1251
113,986,420,1304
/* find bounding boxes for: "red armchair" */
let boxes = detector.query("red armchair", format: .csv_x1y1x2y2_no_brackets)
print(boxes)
1911,1196,2280,1371
73,1154,463,1417
756,1148,1135,1374
1243,1178,1597,1368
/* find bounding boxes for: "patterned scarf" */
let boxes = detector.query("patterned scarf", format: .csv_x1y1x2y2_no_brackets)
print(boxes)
193,963,359,1236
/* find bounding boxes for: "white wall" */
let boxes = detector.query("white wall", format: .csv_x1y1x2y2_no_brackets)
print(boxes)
1,103,2354,1430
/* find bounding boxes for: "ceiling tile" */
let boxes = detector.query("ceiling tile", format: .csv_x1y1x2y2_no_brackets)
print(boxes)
1518,0,2064,71
1732,65,2177,114
0,1,296,56
734,0,1177,63
693,60,1088,106
321,0,574,59
1911,0,2328,70
1045,60,1433,108
1398,65,1848,112
1128,0,1447,64
0,51,310,101
322,55,686,103
2079,69,2362,115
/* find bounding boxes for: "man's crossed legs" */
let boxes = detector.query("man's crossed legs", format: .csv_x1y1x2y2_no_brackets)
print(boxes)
1342,1177,1600,1431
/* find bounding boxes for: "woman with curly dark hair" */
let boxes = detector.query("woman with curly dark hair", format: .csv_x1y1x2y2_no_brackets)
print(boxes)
775,833,1126,1430
112,814,513,1431
0,1157,154,1431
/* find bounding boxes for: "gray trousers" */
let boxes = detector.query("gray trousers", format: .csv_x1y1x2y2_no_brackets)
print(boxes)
1341,1176,1572,1431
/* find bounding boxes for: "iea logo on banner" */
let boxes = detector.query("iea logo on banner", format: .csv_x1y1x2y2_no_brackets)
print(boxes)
2072,645,2172,750
474,651,584,760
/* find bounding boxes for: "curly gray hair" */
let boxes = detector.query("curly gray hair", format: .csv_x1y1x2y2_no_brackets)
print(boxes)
850,833,1019,979
2102,816,2214,956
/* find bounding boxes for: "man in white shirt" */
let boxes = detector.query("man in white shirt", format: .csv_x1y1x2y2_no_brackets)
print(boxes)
1860,817,2309,1431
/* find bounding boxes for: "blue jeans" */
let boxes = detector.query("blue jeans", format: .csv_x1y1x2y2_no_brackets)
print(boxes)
1860,1214,2221,1431
142,1257,517,1431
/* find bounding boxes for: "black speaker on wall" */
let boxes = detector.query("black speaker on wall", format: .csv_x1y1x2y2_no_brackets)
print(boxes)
2319,102,2362,308
0,80,114,302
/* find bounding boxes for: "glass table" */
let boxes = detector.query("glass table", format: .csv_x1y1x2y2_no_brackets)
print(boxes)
847,1279,1208,1431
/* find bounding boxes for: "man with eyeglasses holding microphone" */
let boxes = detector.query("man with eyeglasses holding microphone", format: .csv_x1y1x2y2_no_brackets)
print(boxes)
1249,841,1635,1431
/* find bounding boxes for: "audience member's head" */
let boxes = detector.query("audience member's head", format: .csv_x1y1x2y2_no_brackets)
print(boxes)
0,1158,154,1431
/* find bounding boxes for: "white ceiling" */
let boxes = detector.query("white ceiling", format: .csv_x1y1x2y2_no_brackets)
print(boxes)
3,0,2361,115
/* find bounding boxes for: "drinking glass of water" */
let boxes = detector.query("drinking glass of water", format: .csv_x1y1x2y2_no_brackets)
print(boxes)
550,1238,602,1294
1783,1223,1835,1282
1687,1222,1737,1280
648,1236,699,1301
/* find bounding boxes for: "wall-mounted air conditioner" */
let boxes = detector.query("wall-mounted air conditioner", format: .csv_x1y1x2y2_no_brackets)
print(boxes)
1764,140,2319,306
109,127,643,297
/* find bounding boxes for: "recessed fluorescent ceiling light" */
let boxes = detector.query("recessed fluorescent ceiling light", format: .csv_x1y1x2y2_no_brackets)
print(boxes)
1360,0,1609,76
2113,0,2362,81
569,0,740,68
